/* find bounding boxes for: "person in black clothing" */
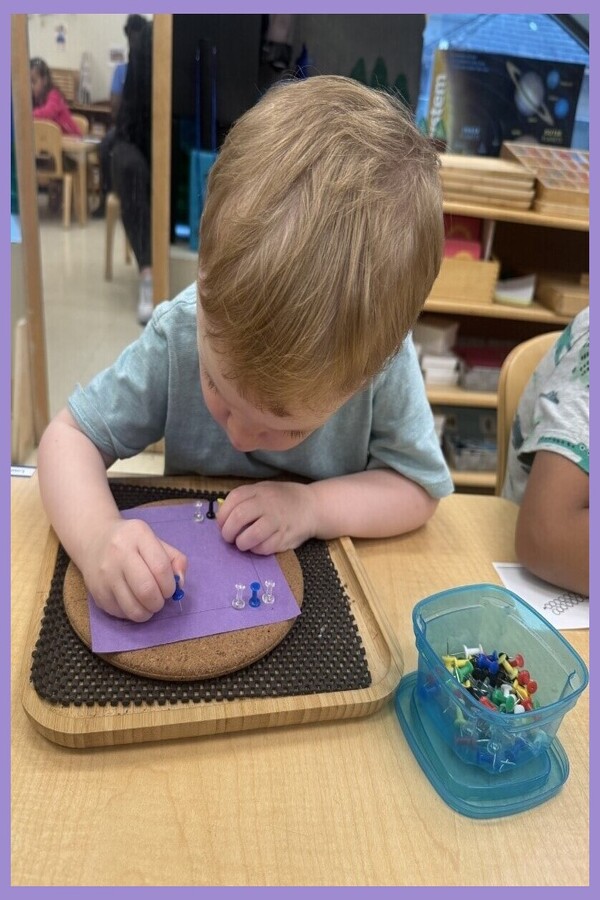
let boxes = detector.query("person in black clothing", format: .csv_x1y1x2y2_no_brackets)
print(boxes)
111,17,153,324
93,14,147,220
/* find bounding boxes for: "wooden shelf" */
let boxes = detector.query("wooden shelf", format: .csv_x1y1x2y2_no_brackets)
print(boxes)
443,200,589,232
427,386,497,408
450,469,496,489
423,297,571,325
427,199,587,495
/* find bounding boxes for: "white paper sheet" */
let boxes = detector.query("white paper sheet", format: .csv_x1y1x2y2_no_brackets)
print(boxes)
493,563,589,630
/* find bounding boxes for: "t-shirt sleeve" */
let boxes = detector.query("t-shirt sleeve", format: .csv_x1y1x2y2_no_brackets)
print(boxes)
516,330,589,476
110,63,127,95
366,338,454,499
67,303,171,460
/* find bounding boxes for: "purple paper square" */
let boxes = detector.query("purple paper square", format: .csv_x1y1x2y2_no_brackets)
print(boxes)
87,503,302,652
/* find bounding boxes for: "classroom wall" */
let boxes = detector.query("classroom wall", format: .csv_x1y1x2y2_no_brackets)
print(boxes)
27,13,154,102
289,14,425,110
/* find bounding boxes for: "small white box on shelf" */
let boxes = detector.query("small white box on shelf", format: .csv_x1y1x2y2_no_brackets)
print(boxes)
413,316,459,355
421,351,460,387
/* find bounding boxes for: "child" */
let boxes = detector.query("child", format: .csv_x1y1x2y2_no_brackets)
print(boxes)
30,58,82,136
502,307,589,595
38,75,454,623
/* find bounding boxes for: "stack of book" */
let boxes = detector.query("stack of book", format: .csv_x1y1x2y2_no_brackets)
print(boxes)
501,142,589,220
440,153,535,210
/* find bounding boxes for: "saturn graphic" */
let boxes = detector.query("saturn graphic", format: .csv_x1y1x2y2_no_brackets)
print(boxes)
506,61,554,126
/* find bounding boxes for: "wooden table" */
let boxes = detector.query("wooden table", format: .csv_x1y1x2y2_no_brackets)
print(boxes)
61,136,99,225
68,101,112,133
11,474,589,886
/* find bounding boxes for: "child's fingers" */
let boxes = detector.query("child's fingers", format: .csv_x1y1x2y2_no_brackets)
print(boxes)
160,540,188,588
233,517,276,553
96,575,156,622
218,496,261,544
216,485,256,527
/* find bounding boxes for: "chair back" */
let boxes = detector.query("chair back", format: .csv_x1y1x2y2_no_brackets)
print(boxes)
496,331,562,495
71,113,89,135
33,119,65,179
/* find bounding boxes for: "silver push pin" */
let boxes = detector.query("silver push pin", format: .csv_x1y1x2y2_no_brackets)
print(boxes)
193,501,204,522
262,580,275,604
232,583,246,610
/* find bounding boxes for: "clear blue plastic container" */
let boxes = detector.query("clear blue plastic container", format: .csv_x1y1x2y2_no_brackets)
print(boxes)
412,584,588,773
395,584,588,817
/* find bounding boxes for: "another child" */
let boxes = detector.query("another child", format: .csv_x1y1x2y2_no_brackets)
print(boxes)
38,75,454,623
502,307,589,595
30,58,82,136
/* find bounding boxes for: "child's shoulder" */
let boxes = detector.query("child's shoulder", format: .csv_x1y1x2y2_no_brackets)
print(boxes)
152,283,198,330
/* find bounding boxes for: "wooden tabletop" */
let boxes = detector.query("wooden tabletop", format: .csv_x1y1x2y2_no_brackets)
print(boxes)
11,473,589,886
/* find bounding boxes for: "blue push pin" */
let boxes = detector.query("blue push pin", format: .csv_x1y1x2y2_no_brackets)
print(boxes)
249,581,261,608
172,574,185,612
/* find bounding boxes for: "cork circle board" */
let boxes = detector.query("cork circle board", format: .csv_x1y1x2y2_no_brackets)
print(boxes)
63,501,304,682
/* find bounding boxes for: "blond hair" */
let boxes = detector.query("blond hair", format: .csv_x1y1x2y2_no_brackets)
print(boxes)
199,75,443,414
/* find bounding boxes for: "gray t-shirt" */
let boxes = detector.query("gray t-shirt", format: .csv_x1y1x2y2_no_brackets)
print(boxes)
502,306,589,504
69,283,454,498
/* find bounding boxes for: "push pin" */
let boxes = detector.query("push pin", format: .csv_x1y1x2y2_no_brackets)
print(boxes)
193,501,204,522
172,574,184,612
249,581,261,608
206,499,216,519
232,583,246,610
262,580,275,605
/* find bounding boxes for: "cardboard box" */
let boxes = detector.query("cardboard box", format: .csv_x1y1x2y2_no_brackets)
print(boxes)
428,258,500,305
428,49,585,156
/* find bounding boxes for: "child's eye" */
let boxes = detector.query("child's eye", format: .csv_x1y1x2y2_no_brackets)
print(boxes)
287,430,308,440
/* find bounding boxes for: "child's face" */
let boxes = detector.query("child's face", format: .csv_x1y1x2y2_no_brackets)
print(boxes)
30,69,47,102
198,321,341,453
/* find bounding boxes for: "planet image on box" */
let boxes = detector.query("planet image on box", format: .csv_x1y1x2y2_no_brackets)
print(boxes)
506,61,554,126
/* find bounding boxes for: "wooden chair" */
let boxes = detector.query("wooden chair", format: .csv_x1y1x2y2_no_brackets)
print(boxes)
495,331,562,495
105,191,132,280
71,113,89,135
33,119,73,228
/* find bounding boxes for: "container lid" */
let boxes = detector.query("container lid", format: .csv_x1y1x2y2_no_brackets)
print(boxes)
395,672,569,819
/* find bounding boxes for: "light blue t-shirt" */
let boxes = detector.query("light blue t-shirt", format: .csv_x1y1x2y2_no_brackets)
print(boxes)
111,62,128,96
68,283,454,498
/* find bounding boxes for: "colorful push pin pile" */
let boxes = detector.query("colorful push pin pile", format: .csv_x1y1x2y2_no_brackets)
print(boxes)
442,646,539,714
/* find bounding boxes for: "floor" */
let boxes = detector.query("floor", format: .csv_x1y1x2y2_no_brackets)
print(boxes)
28,195,178,475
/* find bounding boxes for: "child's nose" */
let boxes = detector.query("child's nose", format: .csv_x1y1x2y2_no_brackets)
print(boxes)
227,418,261,452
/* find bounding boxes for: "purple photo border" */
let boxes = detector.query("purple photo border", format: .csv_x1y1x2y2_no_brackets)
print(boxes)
3,2,594,894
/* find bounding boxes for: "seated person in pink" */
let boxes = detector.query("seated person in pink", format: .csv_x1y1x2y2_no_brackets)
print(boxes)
30,57,82,136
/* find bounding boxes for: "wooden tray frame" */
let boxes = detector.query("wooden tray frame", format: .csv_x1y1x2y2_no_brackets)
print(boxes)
21,528,403,748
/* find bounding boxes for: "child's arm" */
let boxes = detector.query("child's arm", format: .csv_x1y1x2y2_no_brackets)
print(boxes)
37,408,187,620
217,469,438,555
32,89,65,121
515,450,589,595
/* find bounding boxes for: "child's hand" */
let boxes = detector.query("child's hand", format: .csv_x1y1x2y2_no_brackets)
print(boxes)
81,517,188,622
217,482,317,554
